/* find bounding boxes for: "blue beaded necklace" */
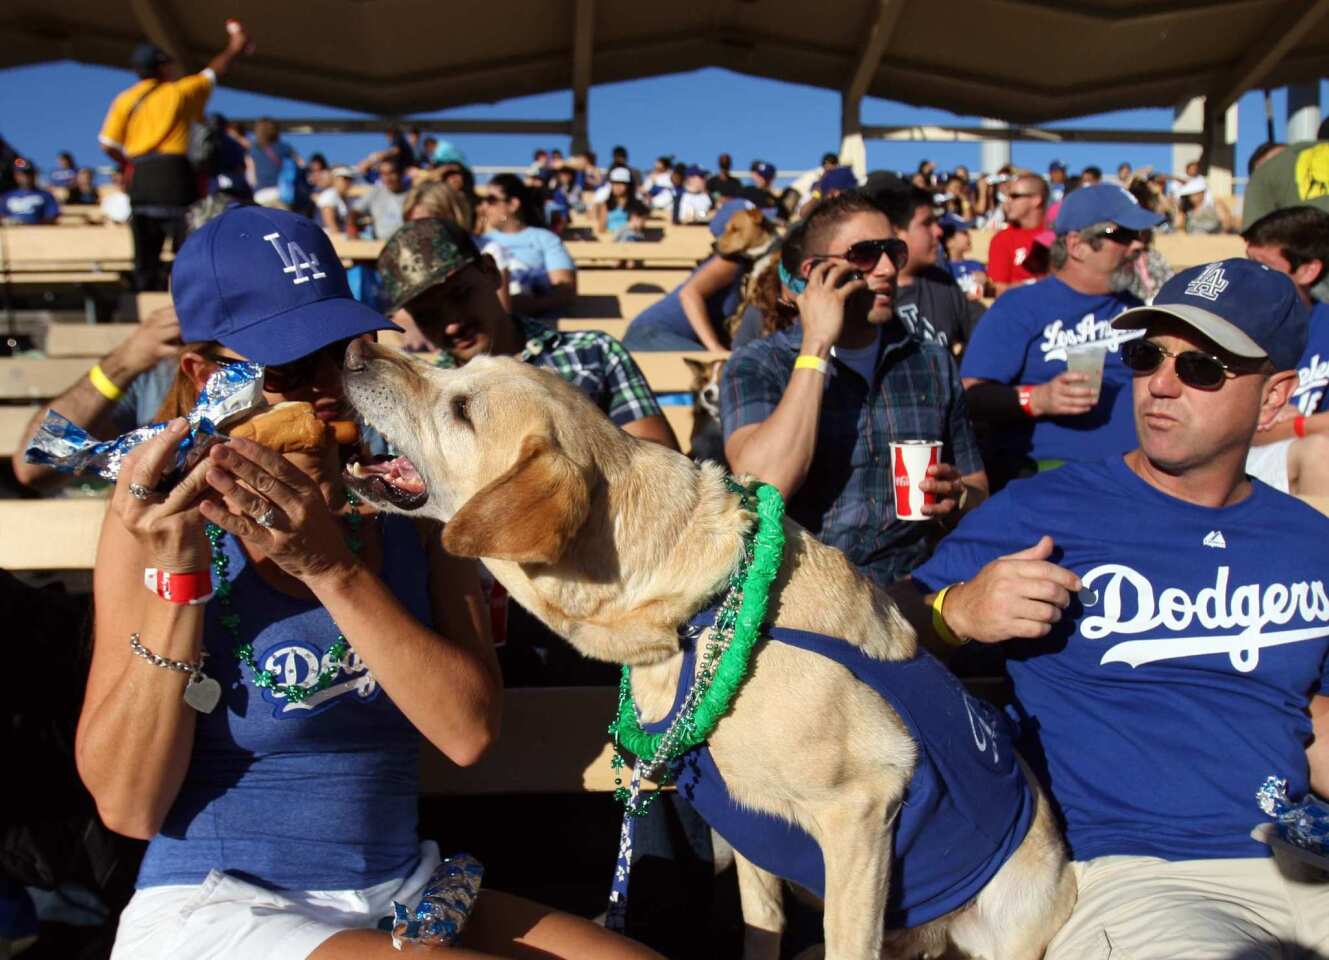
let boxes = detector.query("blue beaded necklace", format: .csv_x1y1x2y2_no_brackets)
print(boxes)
204,490,364,703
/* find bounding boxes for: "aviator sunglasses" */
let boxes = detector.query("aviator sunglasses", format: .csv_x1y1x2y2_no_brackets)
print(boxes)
1119,338,1252,390
807,237,909,273
211,337,356,393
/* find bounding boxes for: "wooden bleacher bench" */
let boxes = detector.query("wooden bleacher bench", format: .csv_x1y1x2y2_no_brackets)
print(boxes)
577,269,689,296
45,324,141,357
0,405,36,458
0,357,95,401
564,239,706,267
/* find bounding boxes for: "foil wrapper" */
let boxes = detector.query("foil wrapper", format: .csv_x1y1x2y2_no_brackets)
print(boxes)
390,853,483,950
24,362,266,484
1257,776,1329,855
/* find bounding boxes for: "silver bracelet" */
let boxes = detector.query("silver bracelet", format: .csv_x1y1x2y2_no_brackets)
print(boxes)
128,633,221,714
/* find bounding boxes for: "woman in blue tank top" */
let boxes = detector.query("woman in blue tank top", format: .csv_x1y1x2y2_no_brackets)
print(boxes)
77,207,660,960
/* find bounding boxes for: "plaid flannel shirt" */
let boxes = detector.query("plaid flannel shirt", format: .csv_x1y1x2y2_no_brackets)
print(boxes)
721,322,983,586
434,316,662,426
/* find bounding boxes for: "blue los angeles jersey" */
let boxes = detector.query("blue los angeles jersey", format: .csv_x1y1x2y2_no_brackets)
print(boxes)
914,457,1329,862
640,613,1035,928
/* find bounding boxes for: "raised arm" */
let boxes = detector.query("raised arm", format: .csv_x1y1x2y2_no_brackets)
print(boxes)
677,257,743,352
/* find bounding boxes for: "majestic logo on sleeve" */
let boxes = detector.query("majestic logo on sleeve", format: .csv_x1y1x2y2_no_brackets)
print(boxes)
1184,265,1229,301
1080,564,1329,672
264,231,327,286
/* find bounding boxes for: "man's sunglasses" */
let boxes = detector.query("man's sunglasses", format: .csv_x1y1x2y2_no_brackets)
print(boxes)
1095,224,1144,245
1120,338,1249,390
809,237,908,273
211,337,355,392
1004,191,1039,200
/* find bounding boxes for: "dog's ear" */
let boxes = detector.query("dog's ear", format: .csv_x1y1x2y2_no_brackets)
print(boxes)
682,357,707,377
443,435,591,564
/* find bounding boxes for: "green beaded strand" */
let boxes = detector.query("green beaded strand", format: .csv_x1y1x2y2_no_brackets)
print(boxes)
206,491,364,703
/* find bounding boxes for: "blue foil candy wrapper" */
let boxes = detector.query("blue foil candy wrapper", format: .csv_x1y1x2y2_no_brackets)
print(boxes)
1257,776,1329,855
389,853,483,950
23,362,266,484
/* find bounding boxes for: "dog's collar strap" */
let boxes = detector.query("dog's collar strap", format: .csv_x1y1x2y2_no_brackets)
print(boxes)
608,479,785,816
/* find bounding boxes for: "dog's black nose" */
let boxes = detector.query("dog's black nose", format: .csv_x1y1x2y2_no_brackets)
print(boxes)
344,338,369,372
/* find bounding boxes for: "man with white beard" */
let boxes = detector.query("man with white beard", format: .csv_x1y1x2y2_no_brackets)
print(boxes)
960,185,1165,489
907,258,1329,958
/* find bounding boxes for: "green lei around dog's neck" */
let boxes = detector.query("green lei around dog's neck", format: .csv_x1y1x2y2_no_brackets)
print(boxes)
608,479,785,813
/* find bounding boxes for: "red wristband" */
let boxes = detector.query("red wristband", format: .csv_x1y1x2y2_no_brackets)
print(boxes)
1017,385,1036,417
144,568,214,605
1294,414,1307,438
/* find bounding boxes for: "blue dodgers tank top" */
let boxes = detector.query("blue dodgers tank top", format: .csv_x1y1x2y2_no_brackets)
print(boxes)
643,614,1035,928
136,515,432,892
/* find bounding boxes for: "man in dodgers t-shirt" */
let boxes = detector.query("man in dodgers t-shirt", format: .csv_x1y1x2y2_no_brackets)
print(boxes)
961,184,1165,482
910,260,1329,958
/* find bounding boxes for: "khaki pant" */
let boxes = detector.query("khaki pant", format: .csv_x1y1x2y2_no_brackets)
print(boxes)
1045,853,1329,959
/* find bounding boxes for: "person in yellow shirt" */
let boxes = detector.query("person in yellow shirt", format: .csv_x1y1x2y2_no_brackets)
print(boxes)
99,28,251,290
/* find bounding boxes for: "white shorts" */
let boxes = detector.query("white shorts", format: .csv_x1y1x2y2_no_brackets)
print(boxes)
110,841,443,960
1246,439,1293,492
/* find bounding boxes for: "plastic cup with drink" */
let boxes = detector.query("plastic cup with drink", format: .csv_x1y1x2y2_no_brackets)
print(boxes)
1065,344,1107,404
890,439,943,521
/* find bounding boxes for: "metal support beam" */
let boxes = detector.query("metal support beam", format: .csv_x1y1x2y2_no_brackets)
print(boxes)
128,0,194,72
1212,0,1329,111
571,0,594,155
1288,82,1321,142
1199,98,1239,195
233,118,576,136
840,0,905,177
862,124,1207,145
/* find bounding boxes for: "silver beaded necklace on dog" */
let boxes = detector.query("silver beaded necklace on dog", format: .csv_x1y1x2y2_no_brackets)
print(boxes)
204,490,364,702
605,479,786,931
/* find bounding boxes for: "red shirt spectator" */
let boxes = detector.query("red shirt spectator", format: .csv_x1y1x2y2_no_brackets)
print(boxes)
987,174,1048,292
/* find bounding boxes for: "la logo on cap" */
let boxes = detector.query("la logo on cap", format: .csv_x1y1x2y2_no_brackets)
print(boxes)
264,231,327,286
1185,264,1228,301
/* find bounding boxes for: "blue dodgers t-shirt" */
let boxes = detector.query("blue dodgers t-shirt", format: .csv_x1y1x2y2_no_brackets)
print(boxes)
913,457,1329,862
960,277,1143,462
1,188,59,224
1290,302,1329,415
629,255,749,344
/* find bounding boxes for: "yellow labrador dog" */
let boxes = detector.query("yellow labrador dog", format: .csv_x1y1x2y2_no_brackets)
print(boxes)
342,342,1075,960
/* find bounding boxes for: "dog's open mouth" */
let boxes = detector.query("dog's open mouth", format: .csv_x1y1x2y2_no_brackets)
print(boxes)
345,455,429,511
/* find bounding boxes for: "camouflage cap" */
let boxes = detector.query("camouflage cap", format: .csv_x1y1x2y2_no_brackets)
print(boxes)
377,218,481,314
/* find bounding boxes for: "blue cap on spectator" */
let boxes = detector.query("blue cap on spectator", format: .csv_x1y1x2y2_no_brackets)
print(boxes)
1049,159,1068,173
1113,259,1308,371
1054,183,1165,234
130,43,171,73
751,161,776,182
709,198,757,237
817,166,859,195
172,206,401,366
432,140,468,167
685,165,706,178
939,213,972,235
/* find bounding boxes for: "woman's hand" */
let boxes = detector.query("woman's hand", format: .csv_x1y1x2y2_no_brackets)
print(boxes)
200,438,357,587
112,419,215,572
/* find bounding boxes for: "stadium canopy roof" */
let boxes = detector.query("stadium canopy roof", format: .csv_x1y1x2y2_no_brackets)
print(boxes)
3,0,1327,129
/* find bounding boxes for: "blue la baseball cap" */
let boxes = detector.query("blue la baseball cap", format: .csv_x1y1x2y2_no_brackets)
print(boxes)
172,206,401,366
1113,259,1308,371
709,198,758,237
1054,183,1165,234
751,161,776,182
816,166,859,195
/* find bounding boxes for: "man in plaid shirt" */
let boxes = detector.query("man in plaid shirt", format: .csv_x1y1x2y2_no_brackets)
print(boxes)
377,218,678,448
723,193,987,587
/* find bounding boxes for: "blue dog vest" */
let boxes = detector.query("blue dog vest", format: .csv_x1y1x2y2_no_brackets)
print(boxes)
641,614,1035,928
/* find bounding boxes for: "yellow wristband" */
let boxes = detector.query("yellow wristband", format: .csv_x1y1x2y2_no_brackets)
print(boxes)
794,354,830,375
931,583,970,647
88,363,124,402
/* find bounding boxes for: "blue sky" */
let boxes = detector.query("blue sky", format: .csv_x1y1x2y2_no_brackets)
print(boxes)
2,61,1324,190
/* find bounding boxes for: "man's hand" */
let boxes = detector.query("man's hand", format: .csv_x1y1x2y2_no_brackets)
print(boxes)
919,462,966,519
1030,371,1097,417
795,259,866,357
942,535,1082,643
110,306,181,379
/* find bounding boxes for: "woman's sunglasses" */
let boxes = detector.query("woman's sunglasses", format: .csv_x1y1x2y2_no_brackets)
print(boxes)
809,237,909,273
211,337,355,393
1120,338,1246,390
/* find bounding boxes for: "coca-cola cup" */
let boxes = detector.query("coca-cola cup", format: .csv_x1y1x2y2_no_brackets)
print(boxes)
891,439,943,521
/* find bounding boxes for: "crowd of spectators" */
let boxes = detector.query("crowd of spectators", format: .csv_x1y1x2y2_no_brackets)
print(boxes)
6,23,1329,960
